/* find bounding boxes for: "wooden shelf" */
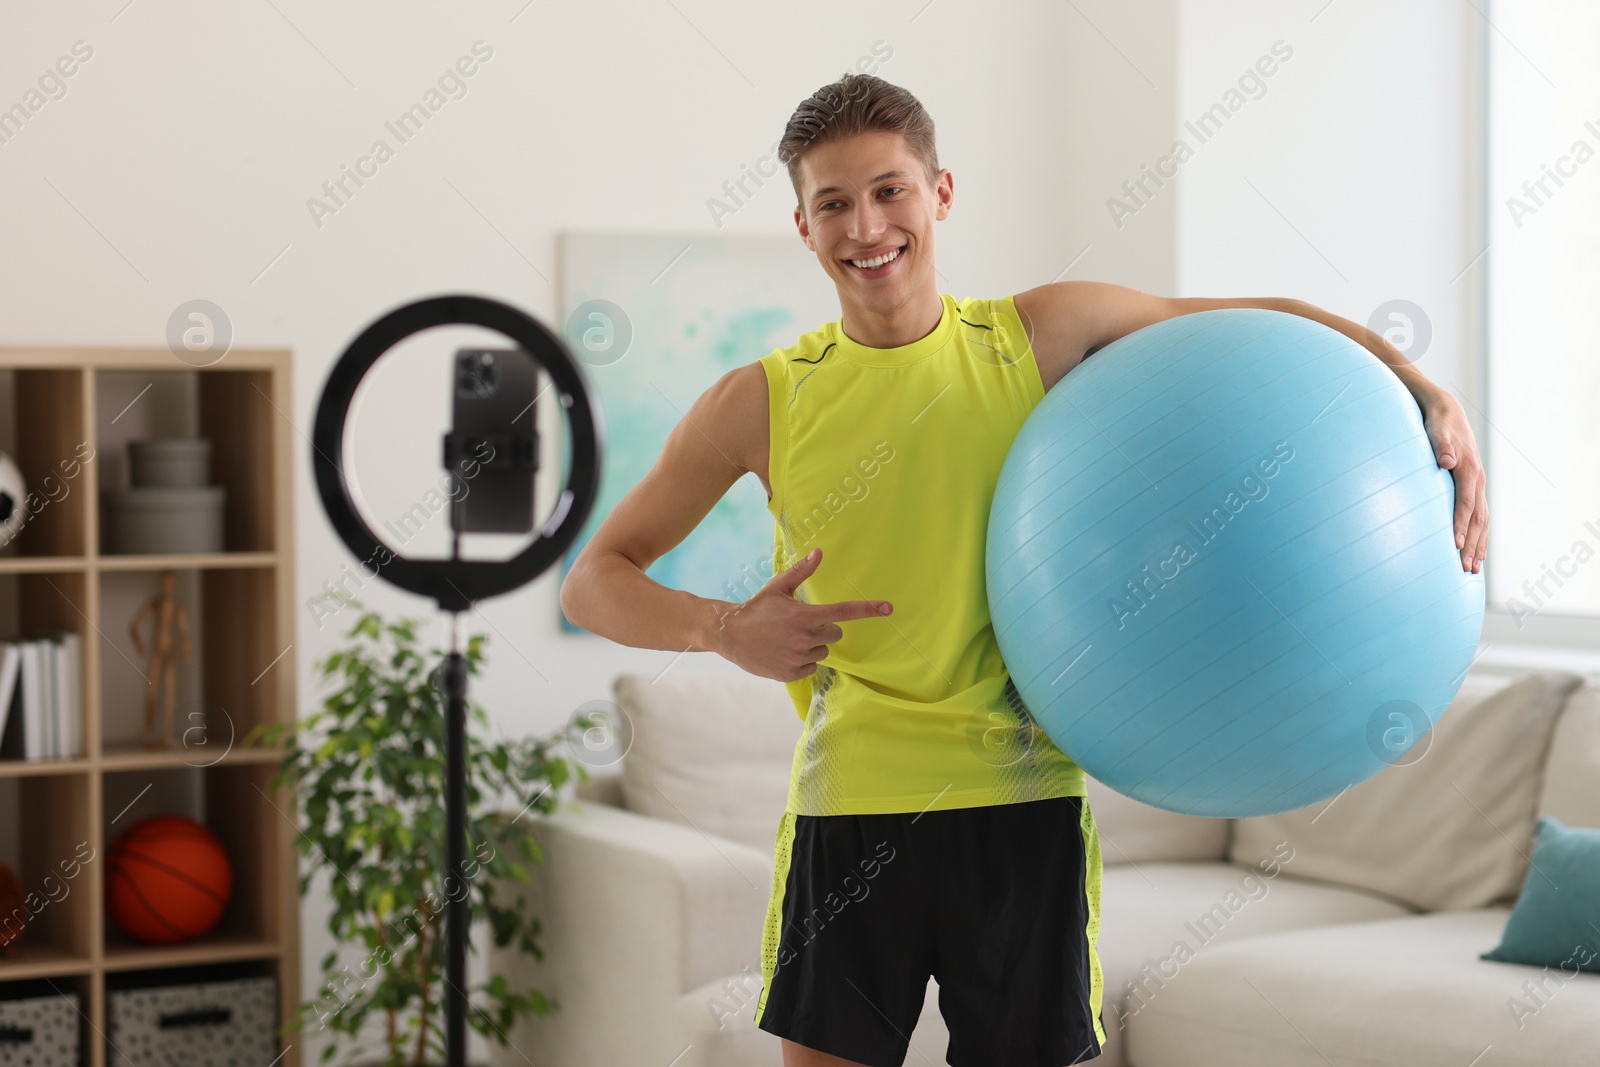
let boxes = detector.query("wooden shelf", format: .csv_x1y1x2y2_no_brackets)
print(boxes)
0,756,92,778
98,742,287,771
0,556,89,574
95,552,276,572
0,945,95,981
0,554,277,573
101,933,281,972
0,349,300,1067
0,748,286,777
0,348,287,371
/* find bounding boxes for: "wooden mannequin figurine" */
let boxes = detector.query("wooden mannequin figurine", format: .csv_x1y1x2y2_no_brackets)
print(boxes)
129,569,190,748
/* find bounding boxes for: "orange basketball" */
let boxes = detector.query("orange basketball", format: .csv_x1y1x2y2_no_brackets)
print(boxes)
106,815,233,943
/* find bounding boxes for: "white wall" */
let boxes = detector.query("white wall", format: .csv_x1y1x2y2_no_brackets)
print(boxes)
1,1,1179,1061
1174,0,1482,400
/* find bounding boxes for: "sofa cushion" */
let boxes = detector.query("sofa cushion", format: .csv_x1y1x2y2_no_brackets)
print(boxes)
1122,909,1600,1067
1537,676,1600,829
1086,774,1231,866
1093,861,1413,1066
1480,815,1600,974
613,671,802,853
1228,669,1583,912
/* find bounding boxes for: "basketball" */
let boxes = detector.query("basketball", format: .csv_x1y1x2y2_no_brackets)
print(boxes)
106,814,233,943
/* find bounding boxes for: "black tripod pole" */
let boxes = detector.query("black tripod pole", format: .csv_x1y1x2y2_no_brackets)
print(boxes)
441,610,469,1067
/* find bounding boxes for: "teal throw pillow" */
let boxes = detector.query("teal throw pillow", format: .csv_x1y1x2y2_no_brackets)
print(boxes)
1480,815,1600,974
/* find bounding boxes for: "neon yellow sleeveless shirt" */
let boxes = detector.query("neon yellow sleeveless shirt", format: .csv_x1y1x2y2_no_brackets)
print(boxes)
758,291,1088,816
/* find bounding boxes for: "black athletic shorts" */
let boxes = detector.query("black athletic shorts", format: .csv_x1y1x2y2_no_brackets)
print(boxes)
753,794,1107,1067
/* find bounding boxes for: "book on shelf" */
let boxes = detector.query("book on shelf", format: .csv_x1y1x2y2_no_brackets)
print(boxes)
0,635,82,761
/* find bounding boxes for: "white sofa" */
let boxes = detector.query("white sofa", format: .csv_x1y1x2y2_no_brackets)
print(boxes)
489,665,1600,1067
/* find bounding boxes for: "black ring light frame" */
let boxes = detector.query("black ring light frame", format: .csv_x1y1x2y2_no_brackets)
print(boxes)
312,294,603,1067
312,293,602,612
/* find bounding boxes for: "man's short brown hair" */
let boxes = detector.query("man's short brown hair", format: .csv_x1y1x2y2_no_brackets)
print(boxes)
778,74,939,212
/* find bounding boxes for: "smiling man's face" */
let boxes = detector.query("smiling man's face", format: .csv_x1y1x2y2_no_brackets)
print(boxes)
794,129,953,324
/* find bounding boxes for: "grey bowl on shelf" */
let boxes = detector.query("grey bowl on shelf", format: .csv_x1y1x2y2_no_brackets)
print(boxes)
104,486,225,554
128,437,212,489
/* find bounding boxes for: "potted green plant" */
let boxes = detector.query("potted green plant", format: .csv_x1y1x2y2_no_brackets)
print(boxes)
244,602,586,1067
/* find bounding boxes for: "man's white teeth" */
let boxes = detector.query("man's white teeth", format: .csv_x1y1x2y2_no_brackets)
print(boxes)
850,247,901,270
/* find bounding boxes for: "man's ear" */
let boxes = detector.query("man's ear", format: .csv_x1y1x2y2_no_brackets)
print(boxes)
795,206,814,250
934,168,954,221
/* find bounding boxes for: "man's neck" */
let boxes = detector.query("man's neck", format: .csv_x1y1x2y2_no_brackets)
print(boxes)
838,288,943,350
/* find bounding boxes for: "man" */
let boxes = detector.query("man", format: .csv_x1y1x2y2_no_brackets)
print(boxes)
558,73,1486,1067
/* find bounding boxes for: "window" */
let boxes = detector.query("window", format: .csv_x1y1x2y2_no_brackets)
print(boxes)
1486,0,1600,629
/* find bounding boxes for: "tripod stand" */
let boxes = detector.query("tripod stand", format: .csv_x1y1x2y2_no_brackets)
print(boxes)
313,294,602,1065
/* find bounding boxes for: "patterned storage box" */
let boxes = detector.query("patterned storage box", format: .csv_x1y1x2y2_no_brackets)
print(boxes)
107,974,276,1066
0,987,80,1067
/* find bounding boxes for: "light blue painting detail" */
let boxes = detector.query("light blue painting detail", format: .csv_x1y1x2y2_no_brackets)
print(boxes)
558,234,839,634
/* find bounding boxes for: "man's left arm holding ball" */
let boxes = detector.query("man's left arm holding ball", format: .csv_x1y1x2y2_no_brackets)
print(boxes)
1010,281,1487,575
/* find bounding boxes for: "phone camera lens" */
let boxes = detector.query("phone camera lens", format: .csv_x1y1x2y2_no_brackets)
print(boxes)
456,351,500,398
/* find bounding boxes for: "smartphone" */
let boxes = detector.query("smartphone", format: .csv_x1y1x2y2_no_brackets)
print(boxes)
447,347,538,534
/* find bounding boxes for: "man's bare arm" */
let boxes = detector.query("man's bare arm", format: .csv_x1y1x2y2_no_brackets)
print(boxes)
1014,281,1298,391
1011,280,1486,573
558,363,767,653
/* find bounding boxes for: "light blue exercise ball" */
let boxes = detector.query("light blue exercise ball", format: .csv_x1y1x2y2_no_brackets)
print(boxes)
987,308,1485,818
